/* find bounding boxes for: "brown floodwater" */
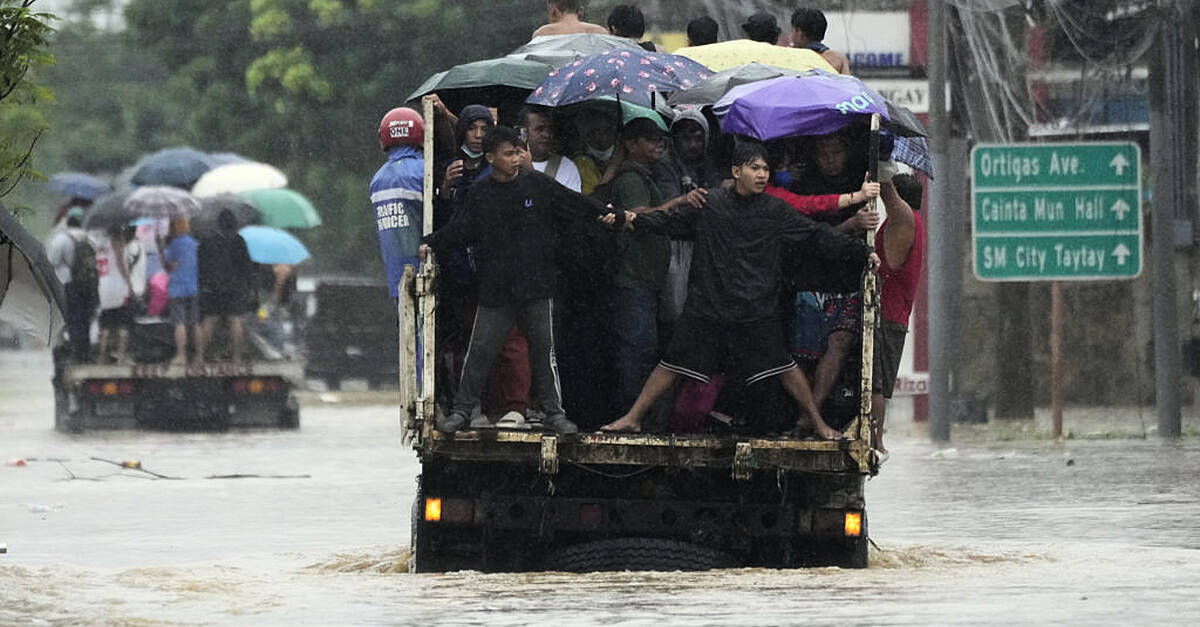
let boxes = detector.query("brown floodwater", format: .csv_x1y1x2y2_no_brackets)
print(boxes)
3,348,1200,625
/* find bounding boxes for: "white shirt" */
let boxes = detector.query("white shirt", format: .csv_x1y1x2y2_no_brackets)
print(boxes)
532,154,582,193
46,227,91,285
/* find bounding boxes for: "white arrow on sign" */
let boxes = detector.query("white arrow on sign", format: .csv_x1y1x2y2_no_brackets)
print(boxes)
1111,199,1131,221
1112,243,1132,265
1110,153,1130,176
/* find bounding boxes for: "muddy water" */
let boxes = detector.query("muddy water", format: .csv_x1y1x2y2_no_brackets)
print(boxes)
3,348,1200,625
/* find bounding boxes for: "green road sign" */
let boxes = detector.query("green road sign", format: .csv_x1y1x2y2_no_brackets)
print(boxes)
971,141,1142,281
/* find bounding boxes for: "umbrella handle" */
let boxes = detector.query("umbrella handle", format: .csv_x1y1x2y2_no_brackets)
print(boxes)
868,113,880,183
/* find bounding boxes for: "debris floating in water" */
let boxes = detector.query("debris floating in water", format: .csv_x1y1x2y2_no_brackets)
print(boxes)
6,458,26,467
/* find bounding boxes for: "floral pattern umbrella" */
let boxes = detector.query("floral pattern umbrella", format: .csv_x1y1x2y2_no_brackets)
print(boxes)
526,49,712,109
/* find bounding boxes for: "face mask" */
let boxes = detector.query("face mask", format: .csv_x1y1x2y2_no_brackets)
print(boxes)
587,145,614,163
461,146,484,159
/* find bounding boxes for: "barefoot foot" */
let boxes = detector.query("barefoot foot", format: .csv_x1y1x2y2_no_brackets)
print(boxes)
599,416,642,433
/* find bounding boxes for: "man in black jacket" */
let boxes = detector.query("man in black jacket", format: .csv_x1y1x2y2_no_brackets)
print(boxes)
420,126,624,434
600,142,878,438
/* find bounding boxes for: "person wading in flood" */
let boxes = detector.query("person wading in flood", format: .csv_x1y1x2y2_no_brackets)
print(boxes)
601,142,879,438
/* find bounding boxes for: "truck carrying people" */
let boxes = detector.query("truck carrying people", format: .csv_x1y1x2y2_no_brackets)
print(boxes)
388,18,929,573
48,155,312,433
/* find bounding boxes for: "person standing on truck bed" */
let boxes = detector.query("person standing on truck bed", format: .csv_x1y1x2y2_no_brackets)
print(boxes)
788,133,874,416
196,209,255,363
532,0,608,38
437,104,531,427
791,8,852,74
162,219,200,366
418,126,625,435
871,172,925,460
371,106,425,300
519,105,583,193
46,208,98,362
599,141,878,438
609,116,707,417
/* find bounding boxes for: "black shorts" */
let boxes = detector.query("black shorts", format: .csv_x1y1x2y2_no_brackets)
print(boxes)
872,319,908,398
200,289,252,318
98,305,134,330
659,314,797,385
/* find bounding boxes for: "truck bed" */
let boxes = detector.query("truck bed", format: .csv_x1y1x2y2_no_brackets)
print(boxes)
54,358,304,432
419,422,873,476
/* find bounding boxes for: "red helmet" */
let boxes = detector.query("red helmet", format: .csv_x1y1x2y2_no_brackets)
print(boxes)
378,107,424,150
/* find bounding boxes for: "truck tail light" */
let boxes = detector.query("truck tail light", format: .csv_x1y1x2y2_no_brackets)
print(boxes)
233,378,282,395
424,498,473,524
86,381,135,396
844,512,863,537
425,498,442,522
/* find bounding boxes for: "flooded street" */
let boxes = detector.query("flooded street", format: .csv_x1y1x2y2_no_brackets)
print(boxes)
3,347,1200,625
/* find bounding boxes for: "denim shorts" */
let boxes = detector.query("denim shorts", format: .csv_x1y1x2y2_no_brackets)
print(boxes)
168,296,199,325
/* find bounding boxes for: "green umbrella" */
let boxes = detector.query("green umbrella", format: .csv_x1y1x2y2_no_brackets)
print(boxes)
239,188,322,229
406,56,555,105
575,96,670,131
406,35,642,110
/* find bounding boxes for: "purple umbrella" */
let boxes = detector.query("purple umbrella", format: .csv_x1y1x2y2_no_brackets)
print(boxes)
526,48,712,109
714,73,923,140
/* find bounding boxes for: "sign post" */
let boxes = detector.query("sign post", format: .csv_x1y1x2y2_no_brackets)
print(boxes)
971,142,1142,436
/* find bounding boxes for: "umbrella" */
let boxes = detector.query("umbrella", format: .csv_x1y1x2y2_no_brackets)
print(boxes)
238,225,310,265
124,186,201,223
81,188,136,230
668,62,806,107
714,74,927,140
191,162,288,197
0,204,66,345
206,152,252,166
573,96,669,131
673,40,836,73
239,188,321,229
130,147,214,188
511,33,643,61
192,194,262,238
406,34,641,110
406,56,558,110
526,48,712,110
46,172,111,201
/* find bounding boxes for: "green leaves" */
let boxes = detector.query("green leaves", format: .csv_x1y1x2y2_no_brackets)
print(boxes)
0,0,56,200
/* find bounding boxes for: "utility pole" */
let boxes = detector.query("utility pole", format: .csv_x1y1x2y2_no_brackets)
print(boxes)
1149,0,1193,438
927,0,951,442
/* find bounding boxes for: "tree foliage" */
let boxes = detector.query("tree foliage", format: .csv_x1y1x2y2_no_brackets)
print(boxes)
116,0,539,273
0,0,54,201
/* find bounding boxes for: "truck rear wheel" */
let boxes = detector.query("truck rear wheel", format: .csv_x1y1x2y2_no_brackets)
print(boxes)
547,537,735,573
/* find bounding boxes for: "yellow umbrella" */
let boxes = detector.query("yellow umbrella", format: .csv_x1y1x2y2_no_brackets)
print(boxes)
673,40,835,74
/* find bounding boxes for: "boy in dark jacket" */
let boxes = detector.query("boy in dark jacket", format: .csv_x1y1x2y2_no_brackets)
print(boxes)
600,142,879,438
420,126,624,434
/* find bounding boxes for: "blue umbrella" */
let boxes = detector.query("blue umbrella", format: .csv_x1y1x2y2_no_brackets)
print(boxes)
46,172,111,201
526,48,712,109
238,225,310,265
130,147,214,188
714,73,925,140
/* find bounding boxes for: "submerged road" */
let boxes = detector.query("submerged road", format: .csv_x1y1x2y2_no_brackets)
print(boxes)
2,348,1199,625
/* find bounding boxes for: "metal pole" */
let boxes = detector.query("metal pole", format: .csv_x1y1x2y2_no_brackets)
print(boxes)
1050,281,1064,438
927,0,952,442
1151,4,1185,438
859,114,882,447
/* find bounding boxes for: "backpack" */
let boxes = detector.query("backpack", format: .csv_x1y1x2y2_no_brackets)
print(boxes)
69,233,99,298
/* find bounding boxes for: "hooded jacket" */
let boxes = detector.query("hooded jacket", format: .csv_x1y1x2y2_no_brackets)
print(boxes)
653,108,724,199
